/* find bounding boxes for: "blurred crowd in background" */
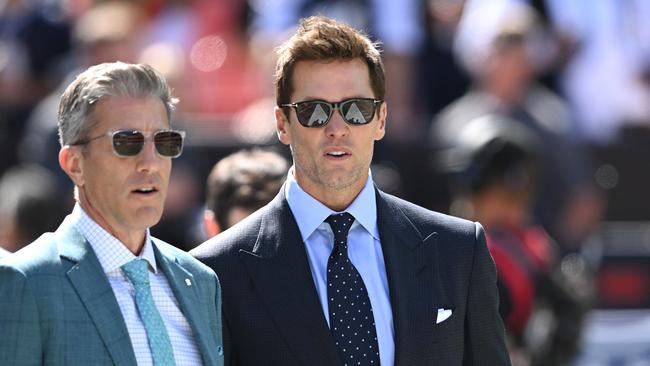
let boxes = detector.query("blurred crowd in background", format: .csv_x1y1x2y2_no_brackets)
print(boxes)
1,0,650,364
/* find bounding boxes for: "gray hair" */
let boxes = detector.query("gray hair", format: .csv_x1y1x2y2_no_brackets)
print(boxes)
57,62,178,146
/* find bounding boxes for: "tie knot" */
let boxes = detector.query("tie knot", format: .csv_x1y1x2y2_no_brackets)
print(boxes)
325,212,355,240
121,259,150,286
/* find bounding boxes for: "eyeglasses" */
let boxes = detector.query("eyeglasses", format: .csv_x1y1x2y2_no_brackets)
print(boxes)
71,129,186,158
280,98,383,128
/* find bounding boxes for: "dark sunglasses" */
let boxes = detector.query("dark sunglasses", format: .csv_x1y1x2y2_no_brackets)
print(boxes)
71,129,186,158
280,98,383,128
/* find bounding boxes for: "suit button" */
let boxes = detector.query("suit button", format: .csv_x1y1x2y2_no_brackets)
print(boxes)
217,345,223,356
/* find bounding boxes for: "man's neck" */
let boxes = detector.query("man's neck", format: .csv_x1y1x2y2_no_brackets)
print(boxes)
296,177,367,212
77,199,146,255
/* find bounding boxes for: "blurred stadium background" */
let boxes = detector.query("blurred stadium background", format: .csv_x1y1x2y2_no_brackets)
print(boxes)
1,0,650,364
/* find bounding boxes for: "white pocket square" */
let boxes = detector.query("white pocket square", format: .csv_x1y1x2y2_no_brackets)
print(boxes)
436,308,453,324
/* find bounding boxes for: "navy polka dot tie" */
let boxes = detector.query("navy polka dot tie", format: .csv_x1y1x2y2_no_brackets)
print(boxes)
326,213,380,365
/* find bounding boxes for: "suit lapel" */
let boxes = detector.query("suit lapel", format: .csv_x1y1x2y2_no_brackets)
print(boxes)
376,190,440,364
56,217,137,366
154,243,219,366
238,193,340,365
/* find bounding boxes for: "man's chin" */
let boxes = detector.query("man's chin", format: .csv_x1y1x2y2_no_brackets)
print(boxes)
134,206,164,227
324,176,359,191
324,168,366,190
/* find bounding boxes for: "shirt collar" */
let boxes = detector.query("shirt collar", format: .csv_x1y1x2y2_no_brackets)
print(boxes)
285,167,379,241
71,204,158,274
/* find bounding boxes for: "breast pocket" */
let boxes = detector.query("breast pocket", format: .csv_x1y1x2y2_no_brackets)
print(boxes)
431,306,459,343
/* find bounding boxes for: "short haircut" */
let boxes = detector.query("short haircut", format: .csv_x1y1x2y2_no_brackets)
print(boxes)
275,16,385,106
441,115,539,195
206,149,288,230
57,62,177,147
0,164,66,248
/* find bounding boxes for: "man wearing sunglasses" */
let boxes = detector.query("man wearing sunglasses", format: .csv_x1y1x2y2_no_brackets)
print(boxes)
0,62,224,366
192,16,509,366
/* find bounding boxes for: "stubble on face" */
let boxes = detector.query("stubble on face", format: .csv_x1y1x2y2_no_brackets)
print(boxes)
280,59,385,209
291,142,370,192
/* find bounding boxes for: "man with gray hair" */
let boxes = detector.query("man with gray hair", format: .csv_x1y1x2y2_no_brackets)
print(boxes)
0,62,224,366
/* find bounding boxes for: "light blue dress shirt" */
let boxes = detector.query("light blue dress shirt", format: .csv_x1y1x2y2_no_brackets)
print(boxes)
285,170,395,365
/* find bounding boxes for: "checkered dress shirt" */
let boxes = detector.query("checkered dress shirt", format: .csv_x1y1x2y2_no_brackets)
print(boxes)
71,204,202,366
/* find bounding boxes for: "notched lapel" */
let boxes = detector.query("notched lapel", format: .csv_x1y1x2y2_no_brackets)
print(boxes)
238,196,340,365
56,219,137,366
376,191,444,362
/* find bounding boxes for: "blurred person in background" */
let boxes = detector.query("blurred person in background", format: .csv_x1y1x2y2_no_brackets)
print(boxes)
0,0,72,177
414,0,471,212
432,0,602,253
0,62,224,365
203,148,288,238
543,0,650,143
441,114,592,365
417,0,470,119
0,164,69,253
19,1,146,176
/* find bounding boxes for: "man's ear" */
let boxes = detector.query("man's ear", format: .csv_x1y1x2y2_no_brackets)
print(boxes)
203,209,221,238
275,106,292,146
59,146,85,187
374,102,387,141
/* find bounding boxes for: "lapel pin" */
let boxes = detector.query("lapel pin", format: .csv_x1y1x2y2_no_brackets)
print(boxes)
185,278,192,287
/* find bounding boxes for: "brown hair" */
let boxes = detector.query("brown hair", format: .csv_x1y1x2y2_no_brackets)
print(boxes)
205,149,288,230
275,16,385,106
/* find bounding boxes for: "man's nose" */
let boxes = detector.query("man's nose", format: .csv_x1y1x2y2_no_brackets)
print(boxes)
325,108,349,137
136,140,162,172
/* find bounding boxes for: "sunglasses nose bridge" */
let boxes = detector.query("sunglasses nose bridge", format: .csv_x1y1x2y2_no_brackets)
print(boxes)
139,136,159,159
111,130,184,158
328,102,347,124
131,134,160,158
324,104,350,134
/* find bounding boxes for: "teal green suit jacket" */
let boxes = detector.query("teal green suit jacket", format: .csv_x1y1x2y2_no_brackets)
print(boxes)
0,215,224,366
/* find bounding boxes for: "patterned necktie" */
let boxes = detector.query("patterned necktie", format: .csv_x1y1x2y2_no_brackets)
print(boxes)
121,259,176,366
326,212,380,365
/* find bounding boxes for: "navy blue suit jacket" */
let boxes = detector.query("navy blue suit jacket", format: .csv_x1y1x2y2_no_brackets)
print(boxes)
191,188,510,365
